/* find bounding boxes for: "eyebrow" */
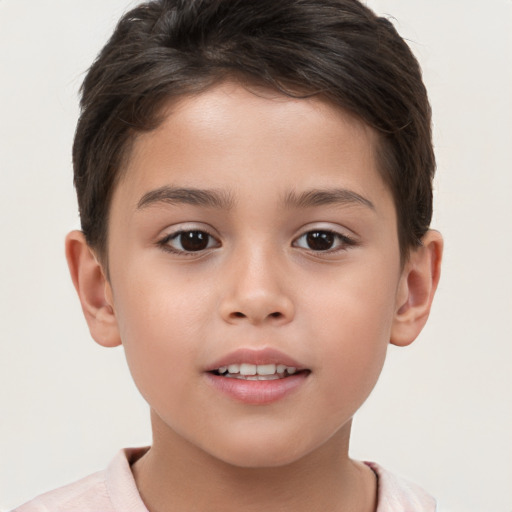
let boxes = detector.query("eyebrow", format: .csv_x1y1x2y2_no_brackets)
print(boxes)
283,188,375,210
137,186,235,210
136,185,374,212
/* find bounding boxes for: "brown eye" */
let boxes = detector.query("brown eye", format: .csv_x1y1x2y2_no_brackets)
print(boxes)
162,230,219,253
293,230,355,252
305,231,335,251
179,231,210,251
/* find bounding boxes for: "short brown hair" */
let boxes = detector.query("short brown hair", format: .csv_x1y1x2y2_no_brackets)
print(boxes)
73,0,434,262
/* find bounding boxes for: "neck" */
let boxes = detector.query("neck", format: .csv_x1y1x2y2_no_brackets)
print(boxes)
132,410,377,512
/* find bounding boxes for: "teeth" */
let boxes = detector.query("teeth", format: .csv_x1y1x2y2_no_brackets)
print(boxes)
257,364,276,375
227,364,239,374
227,374,282,381
215,363,299,377
240,363,257,376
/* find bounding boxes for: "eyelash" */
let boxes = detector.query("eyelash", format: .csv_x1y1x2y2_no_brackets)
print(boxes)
157,228,356,255
157,229,220,256
292,229,356,253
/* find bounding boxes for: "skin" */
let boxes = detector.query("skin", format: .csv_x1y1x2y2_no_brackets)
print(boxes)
66,81,443,512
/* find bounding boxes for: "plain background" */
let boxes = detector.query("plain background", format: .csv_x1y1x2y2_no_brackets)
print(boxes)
1,1,511,511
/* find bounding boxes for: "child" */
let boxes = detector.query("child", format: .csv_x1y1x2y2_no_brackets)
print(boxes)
14,0,443,510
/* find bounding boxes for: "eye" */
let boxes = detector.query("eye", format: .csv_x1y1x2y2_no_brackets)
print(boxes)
159,230,220,254
293,230,355,252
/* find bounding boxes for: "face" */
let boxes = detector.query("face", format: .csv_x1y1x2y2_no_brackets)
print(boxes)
105,82,404,468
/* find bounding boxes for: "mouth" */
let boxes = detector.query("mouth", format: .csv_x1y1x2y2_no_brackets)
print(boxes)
210,363,309,380
205,348,310,403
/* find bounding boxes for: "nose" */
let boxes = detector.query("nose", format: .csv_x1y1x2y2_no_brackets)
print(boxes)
219,246,295,326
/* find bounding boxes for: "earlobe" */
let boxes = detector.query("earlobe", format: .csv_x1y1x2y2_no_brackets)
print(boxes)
65,230,121,348
390,230,443,347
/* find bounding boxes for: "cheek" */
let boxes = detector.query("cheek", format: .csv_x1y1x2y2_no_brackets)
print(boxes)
111,271,212,403
315,299,390,393
301,264,398,405
302,259,398,341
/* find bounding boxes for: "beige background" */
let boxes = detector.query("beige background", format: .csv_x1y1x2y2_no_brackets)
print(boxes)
1,1,511,510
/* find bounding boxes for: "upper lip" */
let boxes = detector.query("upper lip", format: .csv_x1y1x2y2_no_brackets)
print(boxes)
205,347,307,372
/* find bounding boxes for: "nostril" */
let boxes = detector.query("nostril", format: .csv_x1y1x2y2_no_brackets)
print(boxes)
229,311,283,320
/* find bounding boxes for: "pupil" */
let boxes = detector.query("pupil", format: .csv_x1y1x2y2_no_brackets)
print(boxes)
180,231,209,251
307,231,334,251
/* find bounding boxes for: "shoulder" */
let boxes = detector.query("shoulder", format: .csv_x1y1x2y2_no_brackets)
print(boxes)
11,470,109,512
365,462,438,512
12,448,149,512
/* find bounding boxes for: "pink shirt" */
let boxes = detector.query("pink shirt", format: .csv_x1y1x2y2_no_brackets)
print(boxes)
13,448,437,512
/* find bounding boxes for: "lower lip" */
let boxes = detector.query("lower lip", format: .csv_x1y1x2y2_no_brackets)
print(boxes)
204,372,309,405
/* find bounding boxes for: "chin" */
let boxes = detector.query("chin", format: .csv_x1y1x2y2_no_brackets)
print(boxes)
217,448,304,469
204,429,319,469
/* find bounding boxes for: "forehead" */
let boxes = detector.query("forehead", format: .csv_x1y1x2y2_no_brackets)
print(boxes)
113,81,389,216
126,82,380,180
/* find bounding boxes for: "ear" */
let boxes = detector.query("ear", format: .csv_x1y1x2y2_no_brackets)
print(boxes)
390,230,443,347
65,230,121,348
